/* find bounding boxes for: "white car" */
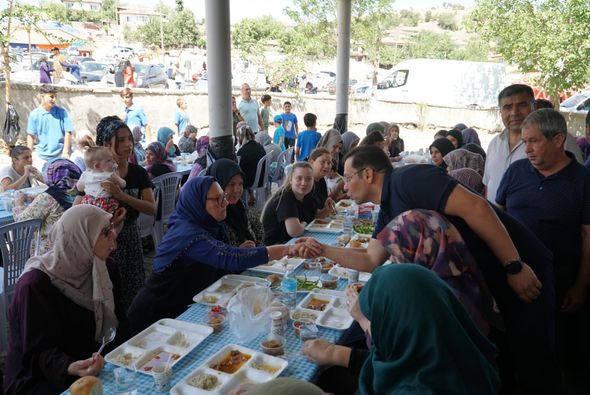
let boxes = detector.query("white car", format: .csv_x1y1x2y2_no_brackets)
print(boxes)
560,91,590,113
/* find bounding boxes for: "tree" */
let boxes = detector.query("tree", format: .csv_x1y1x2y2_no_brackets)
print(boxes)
406,31,456,59
450,37,490,61
471,0,590,103
232,17,285,60
132,8,201,49
101,0,118,23
436,12,458,31
175,0,184,13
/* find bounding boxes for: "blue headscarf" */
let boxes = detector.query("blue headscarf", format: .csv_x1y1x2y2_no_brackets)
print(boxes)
157,126,176,157
153,176,228,272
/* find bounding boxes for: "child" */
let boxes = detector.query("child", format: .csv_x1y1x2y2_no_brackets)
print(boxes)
174,97,191,137
120,88,151,143
273,115,286,151
260,94,272,132
77,147,126,214
281,101,298,149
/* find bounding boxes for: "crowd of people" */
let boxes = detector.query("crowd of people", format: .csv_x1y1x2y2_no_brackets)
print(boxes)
1,82,590,395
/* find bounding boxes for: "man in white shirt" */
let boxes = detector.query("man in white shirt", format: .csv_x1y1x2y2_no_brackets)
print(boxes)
483,84,583,202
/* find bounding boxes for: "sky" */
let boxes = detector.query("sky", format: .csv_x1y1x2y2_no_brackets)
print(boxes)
1,0,476,24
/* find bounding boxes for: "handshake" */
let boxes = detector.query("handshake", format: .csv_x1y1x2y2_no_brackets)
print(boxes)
286,237,325,259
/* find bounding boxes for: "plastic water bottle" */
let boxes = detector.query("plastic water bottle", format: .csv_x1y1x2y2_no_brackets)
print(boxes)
343,208,354,236
281,269,298,310
372,205,380,225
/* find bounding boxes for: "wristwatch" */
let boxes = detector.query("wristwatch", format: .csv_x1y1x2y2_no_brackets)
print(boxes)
504,260,524,275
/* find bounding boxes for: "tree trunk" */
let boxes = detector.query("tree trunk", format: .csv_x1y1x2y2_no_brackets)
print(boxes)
3,0,15,105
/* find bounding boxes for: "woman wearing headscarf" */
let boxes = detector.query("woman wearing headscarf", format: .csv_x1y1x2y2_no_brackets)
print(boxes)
206,159,264,247
429,138,455,168
463,142,487,161
303,265,500,395
341,131,360,157
178,125,198,154
156,126,180,158
449,168,486,195
188,135,210,180
443,148,485,175
387,123,404,161
236,125,266,205
127,177,301,333
318,128,344,157
38,55,53,84
446,129,464,149
145,142,177,180
129,125,146,165
461,127,481,146
4,205,126,395
12,159,82,254
79,116,155,311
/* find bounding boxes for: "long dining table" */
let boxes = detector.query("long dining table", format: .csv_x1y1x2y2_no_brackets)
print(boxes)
61,231,352,394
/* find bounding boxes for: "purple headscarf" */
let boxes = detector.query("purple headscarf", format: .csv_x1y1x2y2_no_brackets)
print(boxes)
146,142,176,174
449,168,485,195
44,159,82,210
461,128,481,146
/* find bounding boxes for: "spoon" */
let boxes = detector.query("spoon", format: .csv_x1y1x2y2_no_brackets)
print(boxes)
96,327,117,357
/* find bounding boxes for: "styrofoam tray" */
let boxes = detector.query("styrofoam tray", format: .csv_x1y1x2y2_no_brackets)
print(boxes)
105,319,213,376
192,275,270,307
290,289,353,330
305,218,343,234
170,344,288,395
335,199,356,213
249,258,305,275
328,264,371,283
345,234,371,249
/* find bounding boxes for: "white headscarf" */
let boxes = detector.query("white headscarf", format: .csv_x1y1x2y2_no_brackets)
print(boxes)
22,205,118,342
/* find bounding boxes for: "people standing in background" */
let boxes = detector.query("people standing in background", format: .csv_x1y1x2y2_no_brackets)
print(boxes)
174,98,191,137
281,101,298,149
123,60,135,88
38,56,53,84
260,94,272,132
174,63,185,90
238,83,263,134
232,96,244,145
27,84,74,165
272,115,286,151
50,47,64,84
120,88,151,143
296,113,321,162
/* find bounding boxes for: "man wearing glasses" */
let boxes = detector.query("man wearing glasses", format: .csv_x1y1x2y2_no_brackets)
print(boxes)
298,145,558,393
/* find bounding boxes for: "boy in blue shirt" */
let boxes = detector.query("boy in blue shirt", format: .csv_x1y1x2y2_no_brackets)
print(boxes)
27,84,73,167
273,115,286,151
174,97,191,137
281,101,298,149
296,113,321,161
121,88,151,143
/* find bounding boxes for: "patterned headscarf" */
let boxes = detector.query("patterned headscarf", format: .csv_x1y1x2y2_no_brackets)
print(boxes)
449,168,485,195
443,148,485,175
317,128,343,153
131,125,143,146
461,128,481,146
146,142,176,174
44,159,82,210
95,116,124,147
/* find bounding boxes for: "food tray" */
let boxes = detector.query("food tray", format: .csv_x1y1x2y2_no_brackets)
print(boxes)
346,234,371,249
305,218,343,234
249,257,305,275
328,264,372,282
193,275,270,307
105,319,213,376
170,344,288,395
290,289,353,330
335,199,356,213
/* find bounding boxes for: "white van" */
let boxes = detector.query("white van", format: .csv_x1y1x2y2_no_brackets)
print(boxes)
374,59,507,108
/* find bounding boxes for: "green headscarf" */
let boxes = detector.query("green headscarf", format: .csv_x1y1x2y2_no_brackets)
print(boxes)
157,126,176,157
358,265,500,395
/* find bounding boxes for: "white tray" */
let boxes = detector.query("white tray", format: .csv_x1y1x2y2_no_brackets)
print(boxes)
105,319,213,376
170,344,288,395
305,218,343,234
249,258,305,275
290,289,353,330
192,275,270,307
345,234,371,249
328,264,371,282
335,199,356,213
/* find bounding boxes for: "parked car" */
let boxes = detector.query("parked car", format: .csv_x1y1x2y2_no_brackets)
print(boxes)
80,61,108,82
112,47,134,60
560,91,590,113
102,62,168,89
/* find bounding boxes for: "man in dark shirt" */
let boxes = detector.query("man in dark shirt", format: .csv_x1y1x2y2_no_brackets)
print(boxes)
298,145,558,393
497,108,590,390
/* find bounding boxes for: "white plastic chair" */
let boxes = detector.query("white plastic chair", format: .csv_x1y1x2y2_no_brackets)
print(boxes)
138,184,160,246
152,172,184,242
272,147,295,187
248,151,273,210
0,218,42,356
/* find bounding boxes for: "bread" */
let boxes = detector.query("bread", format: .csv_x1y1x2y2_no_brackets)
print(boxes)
69,376,104,395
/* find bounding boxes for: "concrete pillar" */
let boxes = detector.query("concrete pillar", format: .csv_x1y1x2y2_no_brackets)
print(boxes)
334,0,352,134
205,0,234,159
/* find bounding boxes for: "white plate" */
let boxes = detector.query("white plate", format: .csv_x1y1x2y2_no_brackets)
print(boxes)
192,275,270,306
105,319,213,376
305,218,343,234
170,344,288,395
328,264,371,282
290,289,353,330
249,258,305,275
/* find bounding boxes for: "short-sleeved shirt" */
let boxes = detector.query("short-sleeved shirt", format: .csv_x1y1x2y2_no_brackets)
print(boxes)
281,113,298,139
296,130,321,161
238,98,260,134
0,166,38,189
174,110,190,136
311,177,328,211
273,126,286,151
119,164,152,221
27,106,73,161
124,105,148,129
262,189,316,245
261,107,270,132
496,154,590,270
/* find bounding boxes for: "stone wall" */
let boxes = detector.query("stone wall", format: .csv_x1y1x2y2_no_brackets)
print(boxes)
1,83,587,139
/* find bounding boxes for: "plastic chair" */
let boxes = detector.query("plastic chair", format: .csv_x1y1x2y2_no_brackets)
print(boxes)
152,172,184,242
249,151,273,210
138,184,160,246
0,218,42,356
272,147,294,187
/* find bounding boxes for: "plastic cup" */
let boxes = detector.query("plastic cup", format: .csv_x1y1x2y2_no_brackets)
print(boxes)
261,334,285,356
207,313,225,333
114,367,137,394
299,322,319,344
152,364,172,392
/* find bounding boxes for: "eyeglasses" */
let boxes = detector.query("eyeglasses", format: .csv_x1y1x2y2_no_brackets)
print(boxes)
207,193,228,206
343,168,367,183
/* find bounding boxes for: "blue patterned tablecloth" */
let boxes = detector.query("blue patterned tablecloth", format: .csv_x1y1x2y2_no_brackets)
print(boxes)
64,231,344,394
0,210,14,226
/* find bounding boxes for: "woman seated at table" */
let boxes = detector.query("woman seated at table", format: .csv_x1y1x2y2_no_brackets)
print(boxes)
4,205,126,395
12,159,82,255
429,138,455,169
206,159,264,247
129,126,146,165
236,125,266,206
303,265,500,395
157,126,181,158
359,130,386,150
145,141,176,180
262,162,316,245
127,176,301,334
309,148,336,218
187,135,210,180
0,145,44,191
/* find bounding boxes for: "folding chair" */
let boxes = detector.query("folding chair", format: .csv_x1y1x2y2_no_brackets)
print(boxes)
152,172,184,243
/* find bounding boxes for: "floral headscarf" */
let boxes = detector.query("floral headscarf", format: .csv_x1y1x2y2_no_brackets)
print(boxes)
146,142,176,175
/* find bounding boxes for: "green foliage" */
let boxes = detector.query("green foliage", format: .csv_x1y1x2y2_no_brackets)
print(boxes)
40,2,102,23
436,12,458,31
232,17,285,59
398,9,420,26
132,9,201,49
101,0,118,22
450,37,490,61
175,0,184,13
406,31,455,59
424,10,433,22
472,0,590,98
